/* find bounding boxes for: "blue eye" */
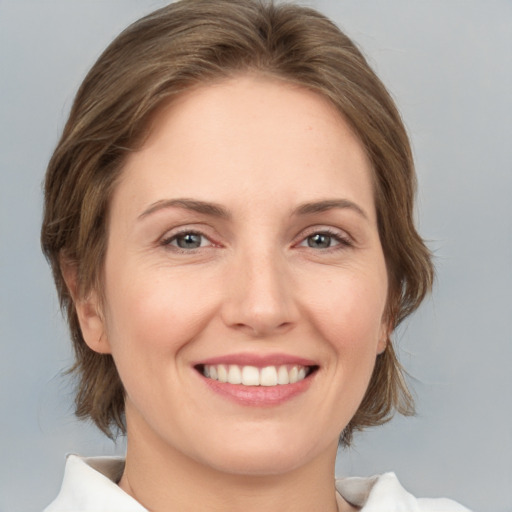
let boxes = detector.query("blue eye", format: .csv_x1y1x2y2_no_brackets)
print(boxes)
166,232,208,249
306,233,336,249
299,230,351,250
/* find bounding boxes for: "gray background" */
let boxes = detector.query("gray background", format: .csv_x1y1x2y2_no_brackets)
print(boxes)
1,1,510,511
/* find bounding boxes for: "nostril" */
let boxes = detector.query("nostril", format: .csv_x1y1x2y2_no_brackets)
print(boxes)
232,320,295,338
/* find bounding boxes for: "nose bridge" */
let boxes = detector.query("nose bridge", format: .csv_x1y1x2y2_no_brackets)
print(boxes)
222,241,296,336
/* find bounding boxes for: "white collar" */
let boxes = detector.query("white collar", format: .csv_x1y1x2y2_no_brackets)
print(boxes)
45,455,145,512
336,472,420,511
45,454,468,511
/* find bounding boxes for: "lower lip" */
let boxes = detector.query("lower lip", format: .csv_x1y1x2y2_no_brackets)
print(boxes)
199,373,314,406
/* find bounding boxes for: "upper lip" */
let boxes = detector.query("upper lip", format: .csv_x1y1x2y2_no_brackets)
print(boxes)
192,353,318,368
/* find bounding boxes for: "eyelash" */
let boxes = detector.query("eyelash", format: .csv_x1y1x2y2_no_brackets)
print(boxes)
160,227,353,253
160,229,215,253
297,228,353,251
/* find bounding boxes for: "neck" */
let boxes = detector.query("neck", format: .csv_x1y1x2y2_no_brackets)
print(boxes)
118,419,346,512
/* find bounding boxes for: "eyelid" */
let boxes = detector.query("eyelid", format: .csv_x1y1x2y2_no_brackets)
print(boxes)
295,225,354,248
159,226,219,250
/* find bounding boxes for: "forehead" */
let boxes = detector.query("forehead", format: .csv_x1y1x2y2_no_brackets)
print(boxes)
114,74,376,221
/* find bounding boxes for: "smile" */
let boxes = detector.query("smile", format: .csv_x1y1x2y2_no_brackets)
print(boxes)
199,364,315,386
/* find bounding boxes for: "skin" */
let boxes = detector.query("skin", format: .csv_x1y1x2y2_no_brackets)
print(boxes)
72,75,389,512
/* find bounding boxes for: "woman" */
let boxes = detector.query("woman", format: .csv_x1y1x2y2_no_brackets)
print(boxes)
41,0,469,510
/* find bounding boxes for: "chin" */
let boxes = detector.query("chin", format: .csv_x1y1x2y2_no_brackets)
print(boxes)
204,448,313,477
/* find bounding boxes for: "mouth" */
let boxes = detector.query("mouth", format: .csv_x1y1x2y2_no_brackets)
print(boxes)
195,364,319,387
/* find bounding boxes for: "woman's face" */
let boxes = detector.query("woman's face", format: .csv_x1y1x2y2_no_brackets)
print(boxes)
80,75,388,475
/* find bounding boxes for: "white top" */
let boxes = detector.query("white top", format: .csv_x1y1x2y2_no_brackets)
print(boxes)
44,455,471,511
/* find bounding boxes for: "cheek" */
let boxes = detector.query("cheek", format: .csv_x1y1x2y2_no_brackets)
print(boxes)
305,271,388,357
102,267,218,363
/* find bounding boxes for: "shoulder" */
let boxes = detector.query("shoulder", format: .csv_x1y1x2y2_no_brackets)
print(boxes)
336,472,471,512
44,454,146,512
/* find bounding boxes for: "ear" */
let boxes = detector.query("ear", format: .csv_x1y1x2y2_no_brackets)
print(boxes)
376,319,390,355
60,256,111,355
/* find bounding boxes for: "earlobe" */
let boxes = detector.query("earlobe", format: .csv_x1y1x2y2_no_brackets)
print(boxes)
377,322,390,355
75,294,111,354
377,335,388,355
60,256,111,355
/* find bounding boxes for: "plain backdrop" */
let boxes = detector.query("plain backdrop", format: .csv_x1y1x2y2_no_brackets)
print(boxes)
1,1,511,511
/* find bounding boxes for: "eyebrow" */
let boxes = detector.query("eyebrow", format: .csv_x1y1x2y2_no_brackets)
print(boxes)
138,198,230,220
138,197,368,221
293,199,368,220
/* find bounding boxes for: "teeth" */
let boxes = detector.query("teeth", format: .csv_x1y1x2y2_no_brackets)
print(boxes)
242,366,259,386
260,366,277,386
202,364,310,386
228,365,242,384
277,365,290,385
217,364,227,383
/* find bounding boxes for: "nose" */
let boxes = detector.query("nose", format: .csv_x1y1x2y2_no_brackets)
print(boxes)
220,247,299,338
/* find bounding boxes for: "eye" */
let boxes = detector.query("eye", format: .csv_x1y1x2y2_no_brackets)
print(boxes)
298,229,351,250
163,231,211,250
306,233,336,249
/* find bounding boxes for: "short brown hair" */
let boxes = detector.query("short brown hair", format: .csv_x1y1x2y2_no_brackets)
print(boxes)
41,0,433,444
